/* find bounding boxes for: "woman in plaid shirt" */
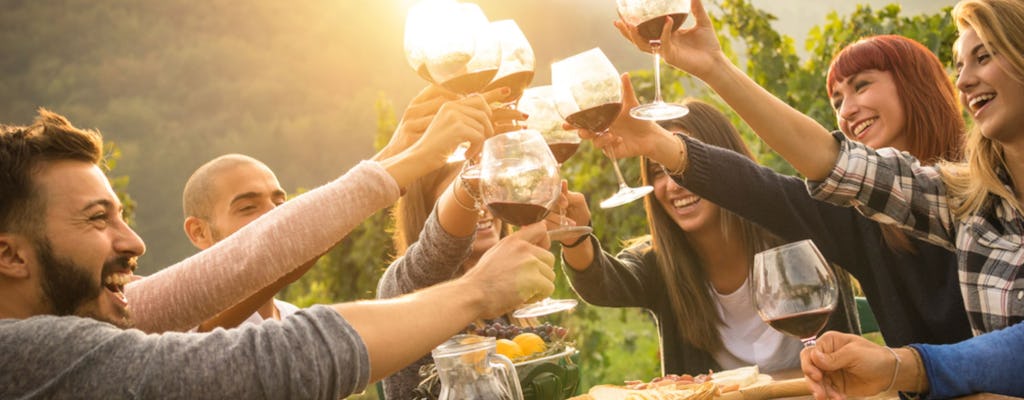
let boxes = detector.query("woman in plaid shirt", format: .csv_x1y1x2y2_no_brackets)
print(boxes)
611,0,1024,398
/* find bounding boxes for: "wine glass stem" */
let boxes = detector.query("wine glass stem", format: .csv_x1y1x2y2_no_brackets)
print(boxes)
651,40,666,104
601,137,630,188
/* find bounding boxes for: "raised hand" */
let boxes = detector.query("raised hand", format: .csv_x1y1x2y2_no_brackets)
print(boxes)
613,0,725,80
463,223,556,319
375,84,460,161
545,181,591,246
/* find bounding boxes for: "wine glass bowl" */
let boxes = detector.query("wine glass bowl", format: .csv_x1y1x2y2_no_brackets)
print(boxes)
615,0,691,121
479,129,560,226
404,0,501,94
753,239,838,346
551,48,653,209
482,20,535,103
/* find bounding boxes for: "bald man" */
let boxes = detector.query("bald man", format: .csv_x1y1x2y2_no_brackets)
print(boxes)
182,154,303,330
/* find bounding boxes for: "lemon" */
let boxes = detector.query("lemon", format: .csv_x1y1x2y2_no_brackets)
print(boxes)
495,338,524,360
513,333,547,357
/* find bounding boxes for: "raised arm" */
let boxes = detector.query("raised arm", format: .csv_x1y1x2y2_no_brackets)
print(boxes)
128,93,499,333
614,0,838,180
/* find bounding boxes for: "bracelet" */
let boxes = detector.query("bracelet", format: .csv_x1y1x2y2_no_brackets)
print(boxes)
660,133,688,176
450,182,478,212
882,346,901,393
904,346,926,395
562,232,593,249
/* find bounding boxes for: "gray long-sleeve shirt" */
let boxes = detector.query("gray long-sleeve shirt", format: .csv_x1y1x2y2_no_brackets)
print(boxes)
0,306,369,399
377,207,474,399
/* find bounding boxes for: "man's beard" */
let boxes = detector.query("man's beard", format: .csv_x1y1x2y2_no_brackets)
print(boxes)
36,238,134,328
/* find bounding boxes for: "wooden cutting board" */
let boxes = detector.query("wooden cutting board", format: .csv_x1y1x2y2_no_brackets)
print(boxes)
716,378,811,400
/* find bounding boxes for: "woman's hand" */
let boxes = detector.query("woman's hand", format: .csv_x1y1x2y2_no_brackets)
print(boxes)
375,84,459,161
613,0,727,80
545,181,591,246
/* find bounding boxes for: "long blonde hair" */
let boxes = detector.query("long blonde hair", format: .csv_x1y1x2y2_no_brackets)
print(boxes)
942,0,1024,218
392,163,461,255
636,100,784,353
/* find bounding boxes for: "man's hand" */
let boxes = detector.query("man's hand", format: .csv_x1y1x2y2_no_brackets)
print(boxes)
461,223,555,319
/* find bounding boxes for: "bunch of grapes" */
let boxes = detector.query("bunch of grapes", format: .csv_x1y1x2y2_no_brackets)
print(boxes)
467,321,569,342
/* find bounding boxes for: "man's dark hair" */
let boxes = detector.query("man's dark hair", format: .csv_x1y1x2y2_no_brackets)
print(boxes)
0,109,104,236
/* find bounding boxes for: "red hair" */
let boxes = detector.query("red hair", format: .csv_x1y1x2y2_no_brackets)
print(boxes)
826,35,964,164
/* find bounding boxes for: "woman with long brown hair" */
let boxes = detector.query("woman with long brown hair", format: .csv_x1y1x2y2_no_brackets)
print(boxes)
557,99,858,376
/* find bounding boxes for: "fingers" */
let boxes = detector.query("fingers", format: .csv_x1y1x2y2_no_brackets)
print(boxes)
690,0,713,30
512,222,552,250
621,73,641,109
613,19,652,53
481,86,513,104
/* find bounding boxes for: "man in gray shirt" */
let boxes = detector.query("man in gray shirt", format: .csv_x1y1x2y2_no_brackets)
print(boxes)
0,107,555,399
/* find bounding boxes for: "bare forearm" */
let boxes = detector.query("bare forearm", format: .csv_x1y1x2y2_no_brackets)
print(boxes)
437,180,480,238
333,279,485,382
700,57,838,180
562,239,595,272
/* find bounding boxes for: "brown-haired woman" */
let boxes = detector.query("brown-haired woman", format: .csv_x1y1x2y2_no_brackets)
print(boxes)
557,98,858,376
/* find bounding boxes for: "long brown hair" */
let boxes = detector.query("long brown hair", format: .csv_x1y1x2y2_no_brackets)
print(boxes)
827,35,966,253
392,163,462,255
942,0,1024,218
637,100,783,353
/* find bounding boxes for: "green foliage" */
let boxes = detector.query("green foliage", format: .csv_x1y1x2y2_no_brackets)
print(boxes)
104,141,137,226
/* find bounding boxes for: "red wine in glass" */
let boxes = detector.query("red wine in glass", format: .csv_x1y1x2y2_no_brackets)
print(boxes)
635,13,688,41
483,70,534,103
485,202,551,226
547,142,581,165
765,306,833,341
440,68,499,95
565,103,623,133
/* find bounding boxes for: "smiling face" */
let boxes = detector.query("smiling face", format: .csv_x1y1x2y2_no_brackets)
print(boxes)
34,160,145,328
956,28,1024,145
831,69,908,150
201,162,287,245
649,164,721,236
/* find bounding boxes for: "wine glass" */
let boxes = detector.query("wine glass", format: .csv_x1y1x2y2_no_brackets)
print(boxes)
519,85,593,241
482,20,535,104
404,0,501,162
552,47,653,209
753,239,838,347
479,129,578,318
616,0,691,121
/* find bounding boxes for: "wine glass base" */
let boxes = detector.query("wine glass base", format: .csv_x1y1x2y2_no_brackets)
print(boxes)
599,185,654,209
629,102,690,121
548,225,593,242
513,298,579,318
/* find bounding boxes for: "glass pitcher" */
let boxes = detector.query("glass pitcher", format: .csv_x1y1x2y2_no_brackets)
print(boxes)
432,335,524,400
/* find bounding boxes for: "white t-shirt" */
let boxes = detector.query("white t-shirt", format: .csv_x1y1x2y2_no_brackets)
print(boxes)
711,278,803,372
241,299,301,326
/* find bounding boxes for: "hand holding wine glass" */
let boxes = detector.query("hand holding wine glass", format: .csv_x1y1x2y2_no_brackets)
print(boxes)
615,0,690,120
613,0,726,81
480,129,579,317
552,47,653,209
577,73,676,161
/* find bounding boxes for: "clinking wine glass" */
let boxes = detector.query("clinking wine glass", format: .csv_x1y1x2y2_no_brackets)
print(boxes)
753,239,838,348
616,0,691,121
479,129,578,318
518,85,593,241
482,20,535,105
404,0,501,162
552,47,653,209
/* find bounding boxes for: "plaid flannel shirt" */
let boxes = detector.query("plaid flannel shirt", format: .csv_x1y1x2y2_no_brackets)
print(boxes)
808,132,1024,335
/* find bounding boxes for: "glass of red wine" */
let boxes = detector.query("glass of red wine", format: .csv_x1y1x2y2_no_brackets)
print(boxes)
552,47,653,209
404,0,501,162
519,85,593,241
482,20,535,106
753,239,838,348
616,0,690,121
480,129,578,318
